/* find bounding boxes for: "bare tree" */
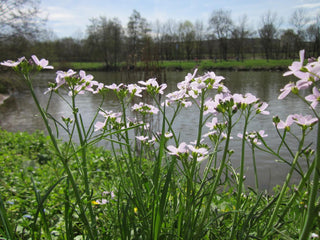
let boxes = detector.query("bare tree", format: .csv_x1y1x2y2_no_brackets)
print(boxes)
208,9,233,60
86,17,123,68
258,11,281,60
0,0,46,39
306,13,320,56
178,20,195,60
231,14,251,61
194,19,205,59
127,10,151,66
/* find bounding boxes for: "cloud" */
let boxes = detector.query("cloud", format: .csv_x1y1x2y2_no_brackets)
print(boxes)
295,2,320,8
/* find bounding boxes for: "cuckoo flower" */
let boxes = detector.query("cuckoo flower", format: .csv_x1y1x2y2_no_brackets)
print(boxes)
278,82,296,99
132,102,159,115
167,142,188,156
305,87,320,109
283,49,309,80
0,57,26,67
31,55,54,69
274,115,295,130
292,114,318,128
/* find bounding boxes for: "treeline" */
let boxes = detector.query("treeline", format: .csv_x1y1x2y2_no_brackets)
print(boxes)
1,7,320,70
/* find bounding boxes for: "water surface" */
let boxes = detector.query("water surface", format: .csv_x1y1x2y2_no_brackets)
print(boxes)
0,70,315,190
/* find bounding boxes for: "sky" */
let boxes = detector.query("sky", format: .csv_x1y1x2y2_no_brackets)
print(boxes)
40,0,320,39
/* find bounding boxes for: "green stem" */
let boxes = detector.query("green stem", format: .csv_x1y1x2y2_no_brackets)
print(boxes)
25,74,96,239
230,109,250,239
264,129,306,236
299,122,320,239
71,94,98,238
200,112,233,226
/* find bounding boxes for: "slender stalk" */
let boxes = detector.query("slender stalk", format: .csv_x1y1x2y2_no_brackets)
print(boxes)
24,74,96,239
230,109,250,239
264,129,306,236
251,145,259,190
299,122,320,239
71,94,98,238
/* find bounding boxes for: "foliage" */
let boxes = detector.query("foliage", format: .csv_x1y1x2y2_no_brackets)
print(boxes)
0,52,320,239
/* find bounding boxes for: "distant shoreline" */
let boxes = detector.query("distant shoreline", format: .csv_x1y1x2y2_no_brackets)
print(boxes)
51,59,293,72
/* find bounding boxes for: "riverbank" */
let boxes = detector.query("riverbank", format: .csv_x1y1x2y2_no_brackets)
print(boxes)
52,58,294,72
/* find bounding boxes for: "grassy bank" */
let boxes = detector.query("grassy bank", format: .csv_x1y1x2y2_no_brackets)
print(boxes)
53,58,294,72
1,128,318,239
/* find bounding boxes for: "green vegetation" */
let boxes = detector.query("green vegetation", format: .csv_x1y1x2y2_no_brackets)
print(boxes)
1,128,318,239
55,59,294,72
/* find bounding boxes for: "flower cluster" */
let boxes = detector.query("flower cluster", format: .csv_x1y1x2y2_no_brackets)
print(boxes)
1,55,53,73
237,130,268,146
167,142,208,162
279,49,320,109
273,114,318,130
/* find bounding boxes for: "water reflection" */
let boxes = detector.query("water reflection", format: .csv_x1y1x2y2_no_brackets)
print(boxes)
0,70,315,190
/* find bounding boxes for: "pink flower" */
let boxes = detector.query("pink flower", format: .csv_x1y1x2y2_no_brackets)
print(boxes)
255,102,269,115
0,57,26,67
132,102,159,115
127,84,145,97
292,114,318,127
275,115,295,129
278,82,295,99
31,55,54,69
283,50,309,80
136,135,149,142
105,83,124,91
167,142,188,156
205,117,218,130
305,87,320,109
187,144,208,161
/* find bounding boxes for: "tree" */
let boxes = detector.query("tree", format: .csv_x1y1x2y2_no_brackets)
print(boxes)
290,8,309,52
258,11,281,60
306,13,320,56
194,20,205,59
178,20,195,60
280,29,299,59
0,0,46,39
208,9,233,61
126,10,151,66
231,14,251,61
86,17,123,69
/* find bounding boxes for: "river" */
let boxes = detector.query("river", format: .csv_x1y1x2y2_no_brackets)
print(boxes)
0,70,315,190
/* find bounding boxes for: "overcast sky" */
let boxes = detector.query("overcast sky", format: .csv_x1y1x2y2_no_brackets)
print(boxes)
40,0,320,38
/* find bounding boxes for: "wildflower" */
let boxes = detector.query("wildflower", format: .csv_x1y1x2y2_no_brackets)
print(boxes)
0,57,26,67
105,83,124,92
278,82,296,99
167,142,188,156
292,114,318,128
255,102,269,115
283,49,309,80
138,78,167,94
127,83,145,97
136,135,149,142
132,102,159,115
31,55,54,69
54,69,77,91
23,214,32,219
96,199,108,205
275,115,295,129
205,117,218,130
94,110,122,131
305,87,320,109
187,144,208,161
73,70,103,95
